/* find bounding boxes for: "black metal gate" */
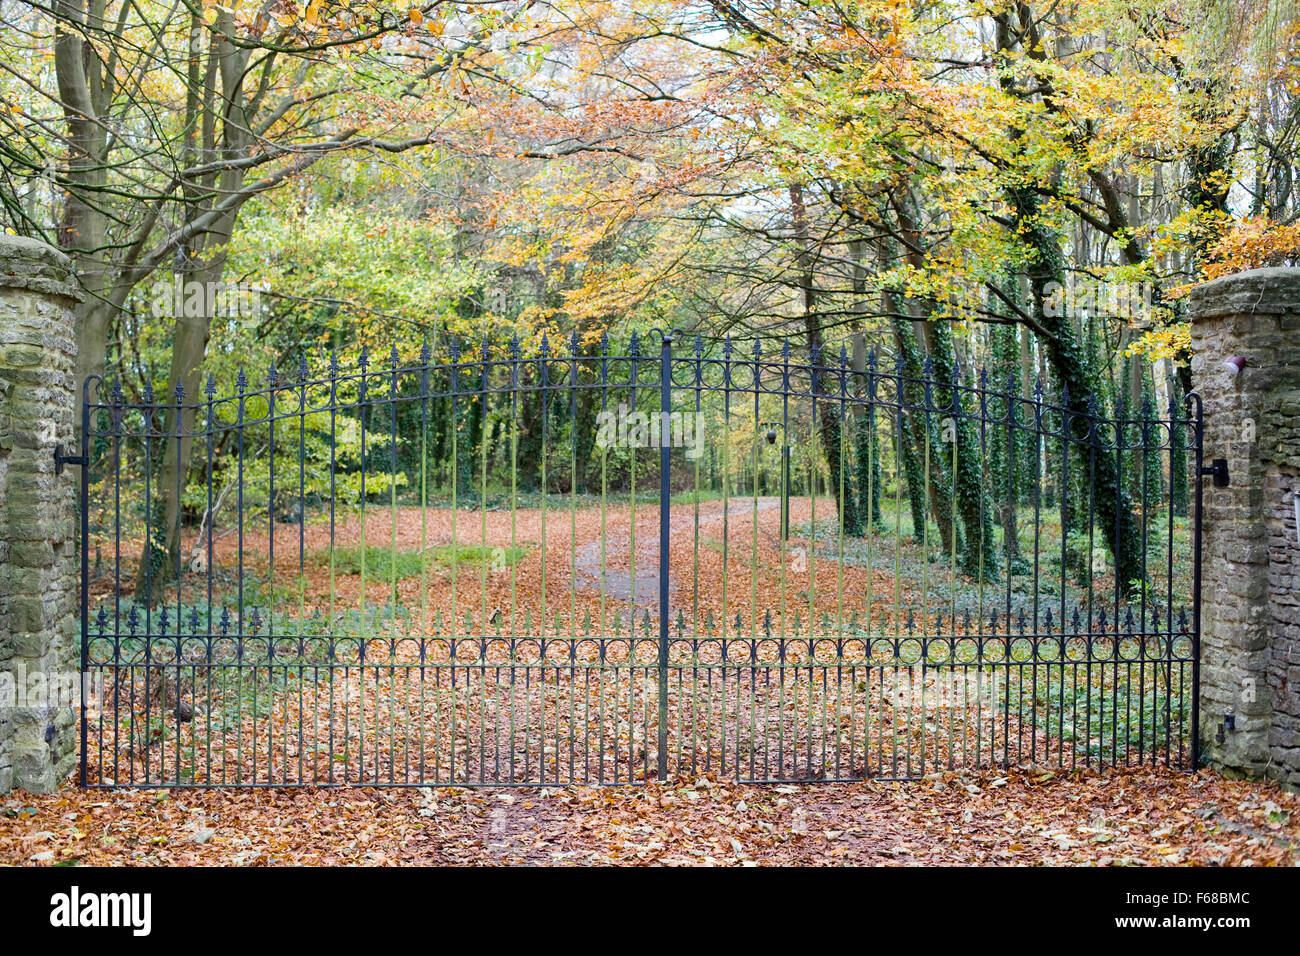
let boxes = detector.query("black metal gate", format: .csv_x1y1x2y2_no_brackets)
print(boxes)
76,330,1203,786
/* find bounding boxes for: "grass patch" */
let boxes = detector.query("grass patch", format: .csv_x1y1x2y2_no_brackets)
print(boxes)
1017,673,1192,759
315,543,528,579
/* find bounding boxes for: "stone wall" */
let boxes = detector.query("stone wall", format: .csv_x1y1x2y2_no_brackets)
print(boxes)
0,235,81,793
1189,267,1300,788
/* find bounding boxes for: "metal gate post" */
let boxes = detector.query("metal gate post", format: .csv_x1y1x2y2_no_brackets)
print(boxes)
1189,393,1206,771
657,331,672,782
781,444,790,541
77,379,93,787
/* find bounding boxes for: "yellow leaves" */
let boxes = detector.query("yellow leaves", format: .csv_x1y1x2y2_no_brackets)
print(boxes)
408,7,423,25
1126,325,1191,364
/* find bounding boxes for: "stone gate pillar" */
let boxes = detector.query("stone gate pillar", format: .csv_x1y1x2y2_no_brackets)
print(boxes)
0,235,81,794
1189,267,1300,788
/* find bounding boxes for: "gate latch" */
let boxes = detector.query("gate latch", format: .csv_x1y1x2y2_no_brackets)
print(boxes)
53,443,86,476
1201,458,1229,488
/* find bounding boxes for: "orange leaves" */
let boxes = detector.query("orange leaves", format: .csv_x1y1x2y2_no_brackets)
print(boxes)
1202,215,1300,281
4,767,1299,866
405,6,446,38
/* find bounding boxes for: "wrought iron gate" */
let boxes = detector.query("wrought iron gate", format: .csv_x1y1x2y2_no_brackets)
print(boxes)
77,330,1203,787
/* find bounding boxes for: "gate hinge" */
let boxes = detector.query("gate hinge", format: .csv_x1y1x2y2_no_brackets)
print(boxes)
1201,457,1229,488
54,443,87,475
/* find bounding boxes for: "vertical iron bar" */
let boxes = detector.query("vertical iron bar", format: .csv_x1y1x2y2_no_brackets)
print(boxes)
1189,394,1204,771
657,331,672,782
78,378,92,786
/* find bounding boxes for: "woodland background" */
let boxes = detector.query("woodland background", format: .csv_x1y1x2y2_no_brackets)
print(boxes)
1,0,1297,585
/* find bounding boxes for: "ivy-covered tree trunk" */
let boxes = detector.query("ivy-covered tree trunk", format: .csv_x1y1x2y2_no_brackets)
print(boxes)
993,9,1143,594
1009,183,1143,592
922,320,999,581
895,406,929,544
854,407,883,532
892,316,959,555
988,321,1023,570
882,203,976,565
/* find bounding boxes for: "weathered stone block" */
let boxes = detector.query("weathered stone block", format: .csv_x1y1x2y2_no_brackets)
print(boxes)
1192,267,1300,791
0,236,79,795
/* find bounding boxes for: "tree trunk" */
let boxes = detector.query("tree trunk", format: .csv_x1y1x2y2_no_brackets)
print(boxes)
893,316,959,555
133,21,249,600
890,193,995,577
790,182,860,536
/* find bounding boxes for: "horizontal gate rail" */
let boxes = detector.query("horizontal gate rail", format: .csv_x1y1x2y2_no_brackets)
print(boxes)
77,330,1201,786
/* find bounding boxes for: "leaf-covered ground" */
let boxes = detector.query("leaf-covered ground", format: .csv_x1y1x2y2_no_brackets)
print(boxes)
3,767,1297,866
